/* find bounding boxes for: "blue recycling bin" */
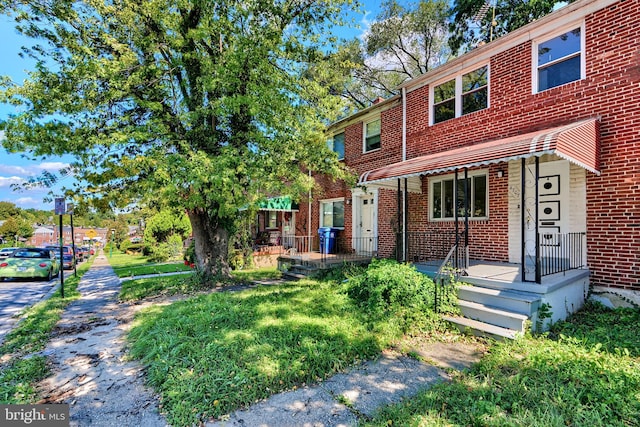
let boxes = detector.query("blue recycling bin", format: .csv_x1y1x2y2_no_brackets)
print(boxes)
318,227,338,254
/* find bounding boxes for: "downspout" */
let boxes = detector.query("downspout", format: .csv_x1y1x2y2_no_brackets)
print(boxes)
308,169,312,252
402,87,407,161
397,178,402,262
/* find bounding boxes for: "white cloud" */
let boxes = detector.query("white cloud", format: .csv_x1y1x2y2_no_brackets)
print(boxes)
0,165,31,175
0,176,25,188
13,196,43,209
37,161,70,171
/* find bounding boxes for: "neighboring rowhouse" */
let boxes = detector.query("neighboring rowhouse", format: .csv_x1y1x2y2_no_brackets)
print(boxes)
290,0,638,335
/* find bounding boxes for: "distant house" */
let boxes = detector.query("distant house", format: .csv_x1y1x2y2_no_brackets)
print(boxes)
278,0,639,336
28,226,55,247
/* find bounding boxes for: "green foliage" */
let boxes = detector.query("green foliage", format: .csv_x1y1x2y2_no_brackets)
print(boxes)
344,259,451,334
0,0,356,277
0,216,34,241
143,210,191,246
0,202,21,219
321,0,450,109
448,0,578,54
0,357,49,404
147,243,170,263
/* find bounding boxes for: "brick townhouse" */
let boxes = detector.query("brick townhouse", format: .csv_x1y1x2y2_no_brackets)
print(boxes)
279,0,638,334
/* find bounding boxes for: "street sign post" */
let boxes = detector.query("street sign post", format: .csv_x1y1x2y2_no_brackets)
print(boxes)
54,198,65,298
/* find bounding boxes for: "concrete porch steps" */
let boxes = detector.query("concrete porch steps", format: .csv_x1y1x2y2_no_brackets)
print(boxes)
443,315,520,340
445,284,542,339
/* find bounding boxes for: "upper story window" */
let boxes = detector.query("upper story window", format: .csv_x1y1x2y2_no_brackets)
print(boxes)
320,199,344,228
430,172,488,220
363,119,381,152
327,132,345,160
535,26,583,92
432,65,488,125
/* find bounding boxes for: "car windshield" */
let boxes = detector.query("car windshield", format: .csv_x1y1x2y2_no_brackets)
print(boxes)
13,249,49,259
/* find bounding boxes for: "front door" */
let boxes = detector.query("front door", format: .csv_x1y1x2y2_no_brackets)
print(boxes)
523,160,569,281
357,197,376,255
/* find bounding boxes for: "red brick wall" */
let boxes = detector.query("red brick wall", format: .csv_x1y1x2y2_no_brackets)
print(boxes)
312,1,639,289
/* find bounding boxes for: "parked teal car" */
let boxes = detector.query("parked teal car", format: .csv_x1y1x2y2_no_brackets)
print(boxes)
0,247,60,281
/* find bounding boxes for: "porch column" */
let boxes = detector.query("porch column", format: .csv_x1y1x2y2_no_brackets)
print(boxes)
404,178,409,263
397,178,402,262
454,169,459,269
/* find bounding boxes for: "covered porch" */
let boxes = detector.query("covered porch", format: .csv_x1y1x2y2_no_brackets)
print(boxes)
356,118,600,336
358,118,600,285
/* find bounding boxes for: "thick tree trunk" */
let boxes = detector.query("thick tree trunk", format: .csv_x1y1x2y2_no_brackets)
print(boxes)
186,208,231,279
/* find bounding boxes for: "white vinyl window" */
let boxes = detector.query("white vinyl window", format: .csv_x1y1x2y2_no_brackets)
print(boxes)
363,119,381,152
431,65,488,125
430,172,488,220
320,199,345,228
534,25,584,93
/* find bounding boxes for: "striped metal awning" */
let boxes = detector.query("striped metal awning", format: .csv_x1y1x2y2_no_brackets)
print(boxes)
358,118,600,185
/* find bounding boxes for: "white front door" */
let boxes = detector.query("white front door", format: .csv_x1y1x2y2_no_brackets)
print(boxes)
357,197,376,255
523,160,569,280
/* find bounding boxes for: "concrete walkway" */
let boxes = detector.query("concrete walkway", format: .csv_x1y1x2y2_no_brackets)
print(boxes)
37,252,168,426
34,253,483,427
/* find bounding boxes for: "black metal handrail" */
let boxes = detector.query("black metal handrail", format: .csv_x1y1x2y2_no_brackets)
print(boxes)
538,232,586,277
320,235,378,263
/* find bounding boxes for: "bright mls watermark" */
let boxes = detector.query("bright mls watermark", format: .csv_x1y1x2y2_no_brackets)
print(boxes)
1,404,69,426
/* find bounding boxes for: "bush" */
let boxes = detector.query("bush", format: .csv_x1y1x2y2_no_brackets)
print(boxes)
345,259,445,334
125,243,144,254
147,243,170,263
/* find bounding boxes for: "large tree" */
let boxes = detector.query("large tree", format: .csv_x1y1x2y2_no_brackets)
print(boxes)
0,0,354,278
449,0,577,54
315,0,450,109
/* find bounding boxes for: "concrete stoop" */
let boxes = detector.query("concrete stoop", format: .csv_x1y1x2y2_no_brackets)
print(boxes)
445,285,542,340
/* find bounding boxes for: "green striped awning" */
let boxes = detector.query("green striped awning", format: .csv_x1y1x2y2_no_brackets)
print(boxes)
258,196,299,212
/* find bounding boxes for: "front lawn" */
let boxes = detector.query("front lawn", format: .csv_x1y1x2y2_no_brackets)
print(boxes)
127,278,406,425
119,266,282,301
108,250,193,278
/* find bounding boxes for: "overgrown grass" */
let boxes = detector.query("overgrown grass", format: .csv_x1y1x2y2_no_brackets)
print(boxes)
127,278,405,425
0,260,93,404
120,267,282,301
364,301,640,427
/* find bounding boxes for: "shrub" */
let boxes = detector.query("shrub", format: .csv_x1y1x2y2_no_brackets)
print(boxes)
166,234,183,260
147,243,170,263
345,259,445,334
125,243,144,254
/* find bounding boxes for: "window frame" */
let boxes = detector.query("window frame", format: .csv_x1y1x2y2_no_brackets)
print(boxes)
363,118,381,153
532,22,585,94
319,198,345,229
429,170,489,221
430,64,489,126
327,131,345,160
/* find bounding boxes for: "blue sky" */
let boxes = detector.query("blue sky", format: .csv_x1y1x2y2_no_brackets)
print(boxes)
0,4,378,211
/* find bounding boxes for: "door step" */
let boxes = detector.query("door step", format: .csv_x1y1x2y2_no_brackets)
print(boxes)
443,315,521,340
